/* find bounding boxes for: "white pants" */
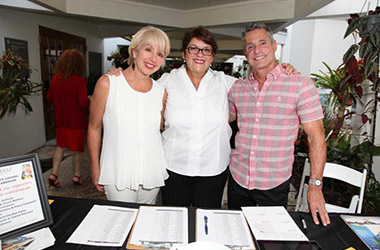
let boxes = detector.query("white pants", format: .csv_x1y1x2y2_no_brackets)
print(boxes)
104,185,160,204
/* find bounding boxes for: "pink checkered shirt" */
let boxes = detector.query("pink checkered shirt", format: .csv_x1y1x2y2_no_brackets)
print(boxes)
228,64,323,190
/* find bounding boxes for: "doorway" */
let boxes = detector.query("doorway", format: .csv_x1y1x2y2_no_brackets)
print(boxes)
39,26,86,140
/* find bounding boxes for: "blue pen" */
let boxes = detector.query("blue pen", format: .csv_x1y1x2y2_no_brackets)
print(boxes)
204,215,208,235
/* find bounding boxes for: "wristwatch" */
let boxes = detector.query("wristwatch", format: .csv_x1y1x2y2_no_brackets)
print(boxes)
309,179,323,187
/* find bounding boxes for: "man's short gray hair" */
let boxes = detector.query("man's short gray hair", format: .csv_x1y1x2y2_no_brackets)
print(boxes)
242,22,275,53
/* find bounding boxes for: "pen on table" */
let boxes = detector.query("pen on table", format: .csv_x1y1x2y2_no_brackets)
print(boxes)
300,214,308,233
204,215,208,235
87,240,119,244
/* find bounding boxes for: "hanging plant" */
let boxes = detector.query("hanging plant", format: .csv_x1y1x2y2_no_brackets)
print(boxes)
344,6,380,91
340,4,380,213
340,6,380,135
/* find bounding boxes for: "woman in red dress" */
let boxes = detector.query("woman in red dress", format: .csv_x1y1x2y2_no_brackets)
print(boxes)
47,49,90,188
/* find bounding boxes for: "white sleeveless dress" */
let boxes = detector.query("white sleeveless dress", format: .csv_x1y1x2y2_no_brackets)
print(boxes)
98,74,168,191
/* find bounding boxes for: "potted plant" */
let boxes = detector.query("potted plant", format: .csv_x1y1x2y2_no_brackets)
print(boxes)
344,6,379,93
311,62,361,140
0,50,41,119
349,6,380,37
107,50,123,68
343,5,380,166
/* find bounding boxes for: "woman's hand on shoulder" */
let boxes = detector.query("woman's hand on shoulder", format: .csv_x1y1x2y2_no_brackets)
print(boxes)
107,67,123,76
281,63,300,75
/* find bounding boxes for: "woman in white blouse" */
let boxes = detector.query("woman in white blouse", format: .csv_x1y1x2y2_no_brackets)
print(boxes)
159,26,235,208
88,26,170,204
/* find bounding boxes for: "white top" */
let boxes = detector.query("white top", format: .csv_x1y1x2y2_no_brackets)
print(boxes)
98,74,169,190
159,66,236,176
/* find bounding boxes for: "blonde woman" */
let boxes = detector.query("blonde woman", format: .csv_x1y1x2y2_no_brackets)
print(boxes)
88,26,170,204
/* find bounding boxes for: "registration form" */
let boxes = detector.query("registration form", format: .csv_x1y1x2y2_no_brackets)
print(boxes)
196,209,256,249
242,206,308,241
66,205,137,246
128,206,188,248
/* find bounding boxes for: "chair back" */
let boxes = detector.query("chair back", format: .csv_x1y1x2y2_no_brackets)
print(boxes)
295,161,367,213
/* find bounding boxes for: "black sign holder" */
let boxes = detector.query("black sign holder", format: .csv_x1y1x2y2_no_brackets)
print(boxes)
0,153,53,240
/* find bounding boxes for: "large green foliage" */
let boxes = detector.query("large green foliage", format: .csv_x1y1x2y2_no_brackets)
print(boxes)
0,51,41,119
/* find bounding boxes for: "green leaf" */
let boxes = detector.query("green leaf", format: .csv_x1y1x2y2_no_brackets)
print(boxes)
20,96,32,111
366,50,378,64
359,41,373,58
344,18,361,38
370,33,380,50
0,106,8,119
343,44,359,63
370,145,380,155
338,75,351,91
8,98,19,113
364,62,376,79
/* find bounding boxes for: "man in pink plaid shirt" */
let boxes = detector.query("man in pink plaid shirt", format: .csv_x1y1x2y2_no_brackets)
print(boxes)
228,23,330,226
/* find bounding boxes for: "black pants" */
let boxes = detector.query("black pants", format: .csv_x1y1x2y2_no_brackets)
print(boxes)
161,168,228,208
227,173,290,209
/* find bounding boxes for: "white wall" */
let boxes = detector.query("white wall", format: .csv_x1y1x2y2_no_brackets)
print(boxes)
286,20,316,75
285,19,355,76
0,6,103,158
103,37,130,72
310,19,354,75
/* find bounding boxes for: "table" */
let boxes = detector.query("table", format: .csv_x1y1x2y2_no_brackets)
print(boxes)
46,196,369,250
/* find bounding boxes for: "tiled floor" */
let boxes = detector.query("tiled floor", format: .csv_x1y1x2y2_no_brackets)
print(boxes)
34,141,297,210
35,142,107,200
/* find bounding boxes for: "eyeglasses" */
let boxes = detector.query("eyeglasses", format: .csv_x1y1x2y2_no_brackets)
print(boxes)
187,46,213,56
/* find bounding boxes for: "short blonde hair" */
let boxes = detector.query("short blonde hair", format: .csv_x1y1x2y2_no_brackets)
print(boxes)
128,26,171,65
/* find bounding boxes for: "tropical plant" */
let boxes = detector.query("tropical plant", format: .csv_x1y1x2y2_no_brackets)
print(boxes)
343,5,380,129
311,62,380,213
344,6,380,75
107,50,123,67
0,50,41,119
312,62,360,140
326,135,380,170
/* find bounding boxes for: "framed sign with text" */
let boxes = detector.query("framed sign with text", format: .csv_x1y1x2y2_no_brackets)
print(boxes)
5,37,29,62
0,153,53,240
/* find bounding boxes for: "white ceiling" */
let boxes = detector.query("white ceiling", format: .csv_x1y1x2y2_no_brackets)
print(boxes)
30,0,335,33
2,0,336,59
127,0,253,11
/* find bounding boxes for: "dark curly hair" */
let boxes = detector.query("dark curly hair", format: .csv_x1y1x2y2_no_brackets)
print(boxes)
181,26,218,55
54,49,86,80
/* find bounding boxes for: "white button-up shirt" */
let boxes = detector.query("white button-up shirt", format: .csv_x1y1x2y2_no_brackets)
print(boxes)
159,66,236,176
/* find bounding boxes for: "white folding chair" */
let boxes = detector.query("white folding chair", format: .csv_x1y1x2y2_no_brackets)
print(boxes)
295,160,367,213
